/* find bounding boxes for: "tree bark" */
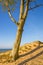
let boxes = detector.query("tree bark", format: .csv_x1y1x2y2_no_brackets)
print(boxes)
12,19,25,60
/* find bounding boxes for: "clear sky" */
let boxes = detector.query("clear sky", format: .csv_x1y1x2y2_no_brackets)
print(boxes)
0,0,43,48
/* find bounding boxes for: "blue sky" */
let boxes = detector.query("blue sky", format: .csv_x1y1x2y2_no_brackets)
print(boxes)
0,0,43,48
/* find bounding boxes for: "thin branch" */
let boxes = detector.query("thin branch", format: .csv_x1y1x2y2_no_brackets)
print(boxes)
29,4,43,10
2,0,19,26
30,0,36,2
8,8,19,26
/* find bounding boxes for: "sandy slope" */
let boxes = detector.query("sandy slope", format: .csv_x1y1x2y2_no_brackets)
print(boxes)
0,41,43,65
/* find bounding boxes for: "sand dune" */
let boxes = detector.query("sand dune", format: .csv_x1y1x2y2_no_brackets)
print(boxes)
0,41,43,65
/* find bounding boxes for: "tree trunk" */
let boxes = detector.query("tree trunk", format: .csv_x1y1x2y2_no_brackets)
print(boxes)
12,19,25,60
11,0,29,60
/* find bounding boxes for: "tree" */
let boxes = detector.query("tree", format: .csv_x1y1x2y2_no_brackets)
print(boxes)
0,0,43,60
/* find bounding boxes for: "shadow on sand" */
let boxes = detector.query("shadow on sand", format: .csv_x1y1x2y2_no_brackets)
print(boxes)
18,44,43,65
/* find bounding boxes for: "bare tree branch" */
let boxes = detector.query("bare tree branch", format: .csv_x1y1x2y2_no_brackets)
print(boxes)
29,4,43,10
8,8,19,26
19,0,24,19
30,0,36,2
0,0,19,26
23,0,30,19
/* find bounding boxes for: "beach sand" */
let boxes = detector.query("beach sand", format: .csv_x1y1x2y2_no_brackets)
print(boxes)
0,41,43,65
